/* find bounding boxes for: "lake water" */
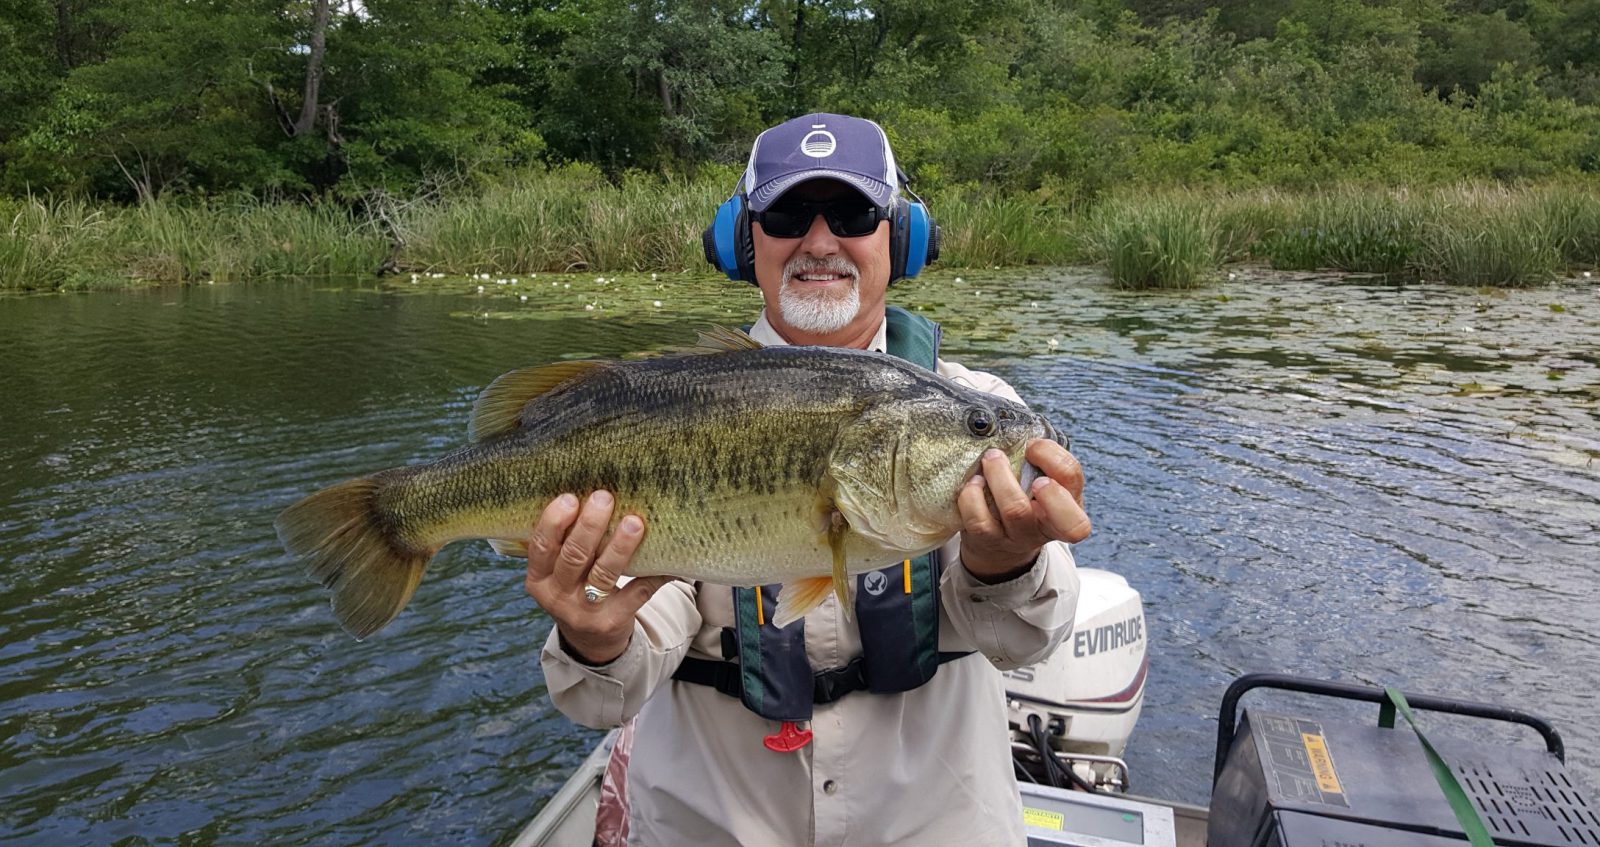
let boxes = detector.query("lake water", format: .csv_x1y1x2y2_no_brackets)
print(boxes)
3,269,1597,844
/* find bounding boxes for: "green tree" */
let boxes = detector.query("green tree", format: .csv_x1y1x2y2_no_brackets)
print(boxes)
1417,10,1540,94
540,0,785,171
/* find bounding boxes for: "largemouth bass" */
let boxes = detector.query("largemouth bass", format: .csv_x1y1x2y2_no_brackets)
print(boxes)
276,328,1057,638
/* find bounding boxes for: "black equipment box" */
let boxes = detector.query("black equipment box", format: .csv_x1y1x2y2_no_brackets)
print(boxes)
1208,676,1596,847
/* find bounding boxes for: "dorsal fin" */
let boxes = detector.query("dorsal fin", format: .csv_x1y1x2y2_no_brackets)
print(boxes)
695,325,763,353
468,361,609,441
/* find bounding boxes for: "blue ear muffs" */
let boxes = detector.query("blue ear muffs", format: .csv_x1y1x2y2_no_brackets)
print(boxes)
702,193,757,284
702,179,940,286
889,194,941,283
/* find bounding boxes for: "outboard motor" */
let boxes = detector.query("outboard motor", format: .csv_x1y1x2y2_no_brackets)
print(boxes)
1004,568,1148,791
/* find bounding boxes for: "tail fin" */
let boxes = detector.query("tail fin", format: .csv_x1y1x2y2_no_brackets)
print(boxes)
275,476,434,640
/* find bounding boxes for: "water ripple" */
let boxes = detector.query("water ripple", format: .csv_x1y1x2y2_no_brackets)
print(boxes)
2,273,1597,839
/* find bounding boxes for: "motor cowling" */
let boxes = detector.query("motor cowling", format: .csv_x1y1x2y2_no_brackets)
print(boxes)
1003,568,1148,772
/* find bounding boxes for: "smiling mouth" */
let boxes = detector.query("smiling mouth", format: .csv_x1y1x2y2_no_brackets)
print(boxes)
790,271,854,284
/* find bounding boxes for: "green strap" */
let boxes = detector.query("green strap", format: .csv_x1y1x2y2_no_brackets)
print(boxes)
1383,687,1497,847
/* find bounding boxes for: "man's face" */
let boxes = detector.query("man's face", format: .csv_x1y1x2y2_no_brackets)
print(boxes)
750,179,891,346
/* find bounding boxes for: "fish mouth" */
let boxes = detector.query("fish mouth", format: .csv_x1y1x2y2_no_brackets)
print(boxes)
1019,460,1042,492
1018,418,1066,492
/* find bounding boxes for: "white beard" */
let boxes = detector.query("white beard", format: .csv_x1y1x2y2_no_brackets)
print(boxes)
777,255,861,334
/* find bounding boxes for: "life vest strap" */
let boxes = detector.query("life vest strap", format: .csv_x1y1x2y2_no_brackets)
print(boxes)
672,651,972,706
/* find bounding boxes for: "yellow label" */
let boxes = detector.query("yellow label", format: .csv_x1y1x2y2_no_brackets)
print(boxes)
1301,732,1343,794
1023,807,1065,831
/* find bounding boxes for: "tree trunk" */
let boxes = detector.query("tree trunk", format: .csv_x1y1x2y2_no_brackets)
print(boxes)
293,0,330,138
657,68,674,118
789,0,805,92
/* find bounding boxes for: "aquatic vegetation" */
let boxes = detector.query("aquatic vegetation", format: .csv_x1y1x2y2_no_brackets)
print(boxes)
396,167,720,274
3,177,1598,291
1257,188,1420,276
1415,186,1561,287
933,190,1081,268
1085,194,1220,290
1536,183,1600,271
0,197,115,290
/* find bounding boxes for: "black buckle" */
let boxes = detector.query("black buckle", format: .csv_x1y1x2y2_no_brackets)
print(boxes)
813,657,868,704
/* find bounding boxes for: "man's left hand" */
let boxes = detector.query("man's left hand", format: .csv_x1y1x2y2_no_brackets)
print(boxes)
958,439,1090,584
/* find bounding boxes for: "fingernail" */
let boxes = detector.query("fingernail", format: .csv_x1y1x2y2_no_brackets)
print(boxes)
968,474,986,487
1032,477,1052,492
985,448,1005,461
556,493,578,509
590,490,612,507
619,516,641,535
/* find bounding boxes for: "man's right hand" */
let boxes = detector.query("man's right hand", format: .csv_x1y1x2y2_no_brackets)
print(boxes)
524,490,674,665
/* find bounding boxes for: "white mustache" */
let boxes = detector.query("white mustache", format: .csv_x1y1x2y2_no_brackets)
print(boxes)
783,255,858,284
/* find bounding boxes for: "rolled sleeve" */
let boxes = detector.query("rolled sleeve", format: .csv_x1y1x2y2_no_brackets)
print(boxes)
941,539,1079,669
538,579,701,729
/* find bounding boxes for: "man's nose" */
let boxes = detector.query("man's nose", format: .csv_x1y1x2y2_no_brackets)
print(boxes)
798,214,839,255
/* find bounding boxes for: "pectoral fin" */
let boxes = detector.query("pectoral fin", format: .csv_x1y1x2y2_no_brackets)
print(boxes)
828,510,851,611
486,538,529,559
772,577,833,629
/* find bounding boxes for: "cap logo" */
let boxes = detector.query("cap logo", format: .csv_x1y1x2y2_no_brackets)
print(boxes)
800,127,836,158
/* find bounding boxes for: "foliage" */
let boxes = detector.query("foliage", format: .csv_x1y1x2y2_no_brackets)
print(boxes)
4,0,1600,200
3,0,1600,292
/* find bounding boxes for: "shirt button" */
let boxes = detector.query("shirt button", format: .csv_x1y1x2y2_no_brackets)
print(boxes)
823,779,838,795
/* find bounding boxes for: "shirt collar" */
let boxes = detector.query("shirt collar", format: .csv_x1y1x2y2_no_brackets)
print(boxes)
748,309,888,353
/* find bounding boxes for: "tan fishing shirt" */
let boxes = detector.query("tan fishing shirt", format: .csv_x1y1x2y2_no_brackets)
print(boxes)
540,311,1081,846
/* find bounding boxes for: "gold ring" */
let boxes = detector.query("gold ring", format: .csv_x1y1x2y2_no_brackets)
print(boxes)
583,585,610,604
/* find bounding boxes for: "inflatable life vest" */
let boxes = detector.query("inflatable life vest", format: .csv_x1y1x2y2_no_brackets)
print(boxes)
670,306,971,729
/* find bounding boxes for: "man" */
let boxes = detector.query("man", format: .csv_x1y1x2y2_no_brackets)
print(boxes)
526,114,1091,846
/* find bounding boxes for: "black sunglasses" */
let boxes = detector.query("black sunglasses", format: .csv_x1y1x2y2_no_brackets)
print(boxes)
754,196,887,239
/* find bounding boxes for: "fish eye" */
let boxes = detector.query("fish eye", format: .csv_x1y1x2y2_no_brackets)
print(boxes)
965,408,995,438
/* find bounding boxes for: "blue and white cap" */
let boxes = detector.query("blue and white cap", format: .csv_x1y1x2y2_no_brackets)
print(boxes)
742,113,899,212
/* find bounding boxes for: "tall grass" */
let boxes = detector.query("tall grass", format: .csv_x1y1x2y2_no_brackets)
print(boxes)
1085,194,1220,289
1257,188,1420,275
397,167,721,273
934,190,1081,267
1411,186,1560,287
3,174,1597,291
0,195,389,289
0,197,123,289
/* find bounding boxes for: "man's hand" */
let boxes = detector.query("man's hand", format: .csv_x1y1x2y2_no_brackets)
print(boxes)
957,439,1090,584
524,490,674,665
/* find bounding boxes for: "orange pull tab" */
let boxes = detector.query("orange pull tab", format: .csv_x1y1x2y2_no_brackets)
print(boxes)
763,721,813,753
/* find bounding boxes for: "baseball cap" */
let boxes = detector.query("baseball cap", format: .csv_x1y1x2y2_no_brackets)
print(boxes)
741,113,899,212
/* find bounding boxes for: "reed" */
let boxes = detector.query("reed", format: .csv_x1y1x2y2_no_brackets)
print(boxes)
1085,194,1220,289
4,175,1597,291
932,190,1082,268
0,197,122,290
1535,183,1600,272
1212,188,1294,265
1258,188,1421,276
1414,185,1560,287
395,167,722,274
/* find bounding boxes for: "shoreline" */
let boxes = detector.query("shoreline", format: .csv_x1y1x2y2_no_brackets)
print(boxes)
4,176,1598,292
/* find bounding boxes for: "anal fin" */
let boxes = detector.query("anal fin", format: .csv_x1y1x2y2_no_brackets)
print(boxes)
771,577,832,629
